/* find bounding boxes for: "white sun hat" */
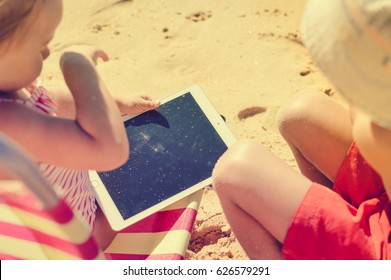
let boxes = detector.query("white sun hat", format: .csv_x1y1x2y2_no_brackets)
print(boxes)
301,0,391,128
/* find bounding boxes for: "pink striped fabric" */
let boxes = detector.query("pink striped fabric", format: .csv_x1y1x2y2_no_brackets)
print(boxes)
0,253,23,260
39,164,96,230
0,192,102,260
104,191,202,260
120,208,198,233
104,207,197,260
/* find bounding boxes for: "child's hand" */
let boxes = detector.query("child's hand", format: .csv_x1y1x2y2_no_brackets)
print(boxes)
116,95,160,116
60,45,109,67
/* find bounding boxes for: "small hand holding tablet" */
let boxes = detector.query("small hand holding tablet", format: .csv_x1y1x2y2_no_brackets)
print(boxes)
89,85,236,230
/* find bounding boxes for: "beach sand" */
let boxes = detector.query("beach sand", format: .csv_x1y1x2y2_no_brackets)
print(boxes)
41,0,342,259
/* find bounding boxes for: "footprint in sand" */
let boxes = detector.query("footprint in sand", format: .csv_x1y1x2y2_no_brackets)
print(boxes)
299,69,312,76
91,23,121,36
91,23,110,33
188,226,230,253
324,88,336,96
259,8,288,17
284,32,303,45
237,106,267,120
186,11,212,22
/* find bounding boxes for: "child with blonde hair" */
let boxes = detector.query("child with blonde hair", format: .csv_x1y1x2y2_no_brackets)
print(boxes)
0,0,159,245
212,0,391,259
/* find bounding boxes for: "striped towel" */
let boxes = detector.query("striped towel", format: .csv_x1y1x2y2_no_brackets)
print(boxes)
104,189,203,260
0,183,103,260
0,182,202,260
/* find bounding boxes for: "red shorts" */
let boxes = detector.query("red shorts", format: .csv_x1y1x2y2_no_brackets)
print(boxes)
282,143,391,259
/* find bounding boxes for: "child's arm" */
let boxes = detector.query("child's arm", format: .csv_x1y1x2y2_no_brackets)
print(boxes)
59,46,129,169
46,86,77,118
0,46,128,171
49,88,160,118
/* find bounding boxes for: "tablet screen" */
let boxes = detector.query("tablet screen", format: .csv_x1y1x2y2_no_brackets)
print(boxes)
96,92,227,220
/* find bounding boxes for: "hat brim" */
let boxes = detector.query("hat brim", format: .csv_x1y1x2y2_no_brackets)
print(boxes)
301,0,391,128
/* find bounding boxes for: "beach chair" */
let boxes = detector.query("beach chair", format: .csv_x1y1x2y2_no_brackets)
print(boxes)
104,190,202,260
0,133,104,260
0,132,202,260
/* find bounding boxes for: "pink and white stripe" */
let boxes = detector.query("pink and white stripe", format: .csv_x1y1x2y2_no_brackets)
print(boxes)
0,191,103,260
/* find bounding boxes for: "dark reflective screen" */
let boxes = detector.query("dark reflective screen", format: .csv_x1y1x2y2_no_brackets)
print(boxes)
97,93,228,220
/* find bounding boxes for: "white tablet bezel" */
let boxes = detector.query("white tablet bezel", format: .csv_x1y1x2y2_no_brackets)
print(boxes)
89,84,236,231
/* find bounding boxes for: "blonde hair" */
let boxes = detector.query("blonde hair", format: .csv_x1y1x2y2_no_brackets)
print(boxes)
0,0,44,44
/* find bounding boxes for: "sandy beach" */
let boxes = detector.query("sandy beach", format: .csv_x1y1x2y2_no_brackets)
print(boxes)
41,0,342,259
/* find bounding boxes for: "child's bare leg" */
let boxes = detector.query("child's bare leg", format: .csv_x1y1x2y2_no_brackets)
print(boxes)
212,140,312,259
93,207,117,250
278,90,352,187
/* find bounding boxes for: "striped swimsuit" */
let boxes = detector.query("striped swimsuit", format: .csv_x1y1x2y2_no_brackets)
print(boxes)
0,83,96,231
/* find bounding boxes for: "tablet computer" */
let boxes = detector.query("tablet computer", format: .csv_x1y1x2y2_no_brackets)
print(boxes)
89,85,236,231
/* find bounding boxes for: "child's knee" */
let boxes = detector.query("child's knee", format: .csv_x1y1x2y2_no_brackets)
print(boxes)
212,140,261,195
277,90,324,138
